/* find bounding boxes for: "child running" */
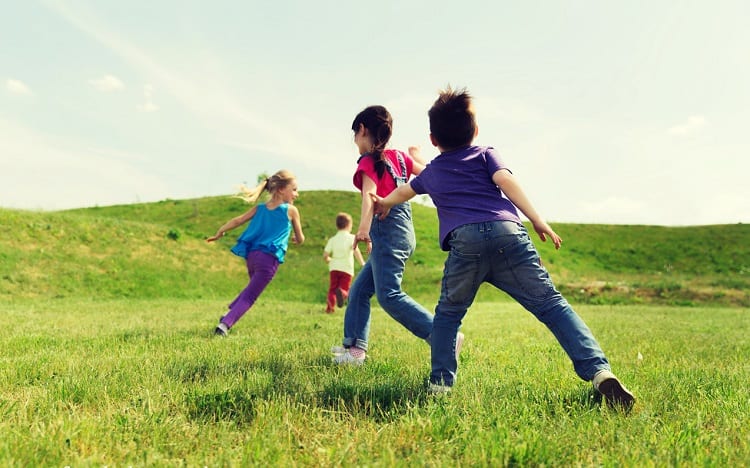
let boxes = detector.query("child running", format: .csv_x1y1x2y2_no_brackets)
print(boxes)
373,87,634,408
207,169,305,336
332,105,461,365
323,212,365,313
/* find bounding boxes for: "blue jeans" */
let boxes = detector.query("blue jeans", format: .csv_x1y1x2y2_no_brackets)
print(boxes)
431,220,610,386
342,203,433,351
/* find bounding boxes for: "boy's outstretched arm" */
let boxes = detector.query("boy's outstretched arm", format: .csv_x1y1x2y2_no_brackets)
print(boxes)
492,169,562,249
371,183,417,220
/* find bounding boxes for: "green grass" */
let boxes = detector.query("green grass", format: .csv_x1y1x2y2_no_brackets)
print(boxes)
1,192,749,464
2,191,749,306
0,298,748,465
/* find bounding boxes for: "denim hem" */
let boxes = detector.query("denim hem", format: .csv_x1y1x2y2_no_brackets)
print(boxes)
583,365,612,382
342,338,368,351
429,376,454,387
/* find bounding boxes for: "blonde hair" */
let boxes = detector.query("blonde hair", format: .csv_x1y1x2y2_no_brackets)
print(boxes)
235,169,296,203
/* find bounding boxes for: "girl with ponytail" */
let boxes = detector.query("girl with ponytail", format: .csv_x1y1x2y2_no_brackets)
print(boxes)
207,169,305,336
332,106,463,365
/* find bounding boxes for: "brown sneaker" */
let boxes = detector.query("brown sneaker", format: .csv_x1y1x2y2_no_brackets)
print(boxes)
592,369,635,410
335,288,345,308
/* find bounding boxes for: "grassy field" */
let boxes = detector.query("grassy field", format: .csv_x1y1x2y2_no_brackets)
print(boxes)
1,191,749,465
1,190,749,307
0,298,748,465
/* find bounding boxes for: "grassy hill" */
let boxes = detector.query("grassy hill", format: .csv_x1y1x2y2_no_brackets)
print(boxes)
1,191,748,306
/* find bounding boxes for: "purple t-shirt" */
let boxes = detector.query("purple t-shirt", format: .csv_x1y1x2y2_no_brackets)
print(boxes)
409,145,522,251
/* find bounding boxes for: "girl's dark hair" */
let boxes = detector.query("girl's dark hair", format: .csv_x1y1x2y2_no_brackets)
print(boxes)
352,105,393,179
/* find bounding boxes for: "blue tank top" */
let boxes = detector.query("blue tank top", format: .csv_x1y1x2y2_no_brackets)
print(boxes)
230,203,292,263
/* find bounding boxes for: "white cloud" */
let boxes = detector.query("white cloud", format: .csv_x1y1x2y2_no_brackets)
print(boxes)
136,83,159,112
45,1,321,165
6,79,33,95
89,74,124,92
137,101,159,113
668,115,707,136
0,118,169,210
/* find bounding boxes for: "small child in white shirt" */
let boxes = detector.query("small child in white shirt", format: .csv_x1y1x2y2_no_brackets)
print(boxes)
323,212,365,313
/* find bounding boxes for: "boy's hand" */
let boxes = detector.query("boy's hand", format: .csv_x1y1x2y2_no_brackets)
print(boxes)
370,193,392,220
532,221,562,250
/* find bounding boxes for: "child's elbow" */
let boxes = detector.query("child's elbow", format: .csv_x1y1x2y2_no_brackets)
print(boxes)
492,168,514,187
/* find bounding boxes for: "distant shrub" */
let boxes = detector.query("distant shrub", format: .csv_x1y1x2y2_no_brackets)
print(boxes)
167,229,181,241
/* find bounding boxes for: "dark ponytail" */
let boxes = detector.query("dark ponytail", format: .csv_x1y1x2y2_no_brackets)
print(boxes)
352,105,393,179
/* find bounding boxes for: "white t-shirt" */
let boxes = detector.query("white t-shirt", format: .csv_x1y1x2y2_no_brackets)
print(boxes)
324,230,356,275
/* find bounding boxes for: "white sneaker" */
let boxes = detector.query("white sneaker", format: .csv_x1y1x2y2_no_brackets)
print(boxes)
428,334,463,394
428,383,452,394
214,322,229,337
332,350,365,366
592,369,635,409
330,345,346,355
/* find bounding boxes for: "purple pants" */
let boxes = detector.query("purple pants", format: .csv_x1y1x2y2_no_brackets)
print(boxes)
221,250,279,328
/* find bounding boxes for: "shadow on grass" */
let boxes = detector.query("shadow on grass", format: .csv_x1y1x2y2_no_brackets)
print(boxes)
184,387,257,425
558,388,603,412
174,352,429,424
531,386,635,415
174,351,621,425
316,380,427,422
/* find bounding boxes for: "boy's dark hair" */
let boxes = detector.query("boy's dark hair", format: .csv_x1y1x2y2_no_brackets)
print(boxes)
352,105,393,179
428,86,476,150
335,212,352,230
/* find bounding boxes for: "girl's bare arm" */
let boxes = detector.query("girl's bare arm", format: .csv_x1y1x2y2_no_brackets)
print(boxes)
408,146,427,175
354,174,378,252
206,206,257,242
288,205,305,244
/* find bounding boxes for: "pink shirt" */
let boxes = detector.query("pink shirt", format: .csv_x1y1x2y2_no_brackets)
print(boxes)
353,149,414,197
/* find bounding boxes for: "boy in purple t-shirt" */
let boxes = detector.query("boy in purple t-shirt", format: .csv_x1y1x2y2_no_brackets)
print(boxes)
373,87,634,409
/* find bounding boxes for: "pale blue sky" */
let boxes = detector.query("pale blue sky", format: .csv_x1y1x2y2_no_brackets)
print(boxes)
2,1,748,225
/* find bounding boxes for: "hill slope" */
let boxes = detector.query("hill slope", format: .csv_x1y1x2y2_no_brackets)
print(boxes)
1,191,748,306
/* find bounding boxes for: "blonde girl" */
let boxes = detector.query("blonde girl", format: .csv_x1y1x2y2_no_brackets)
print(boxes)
207,169,305,336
